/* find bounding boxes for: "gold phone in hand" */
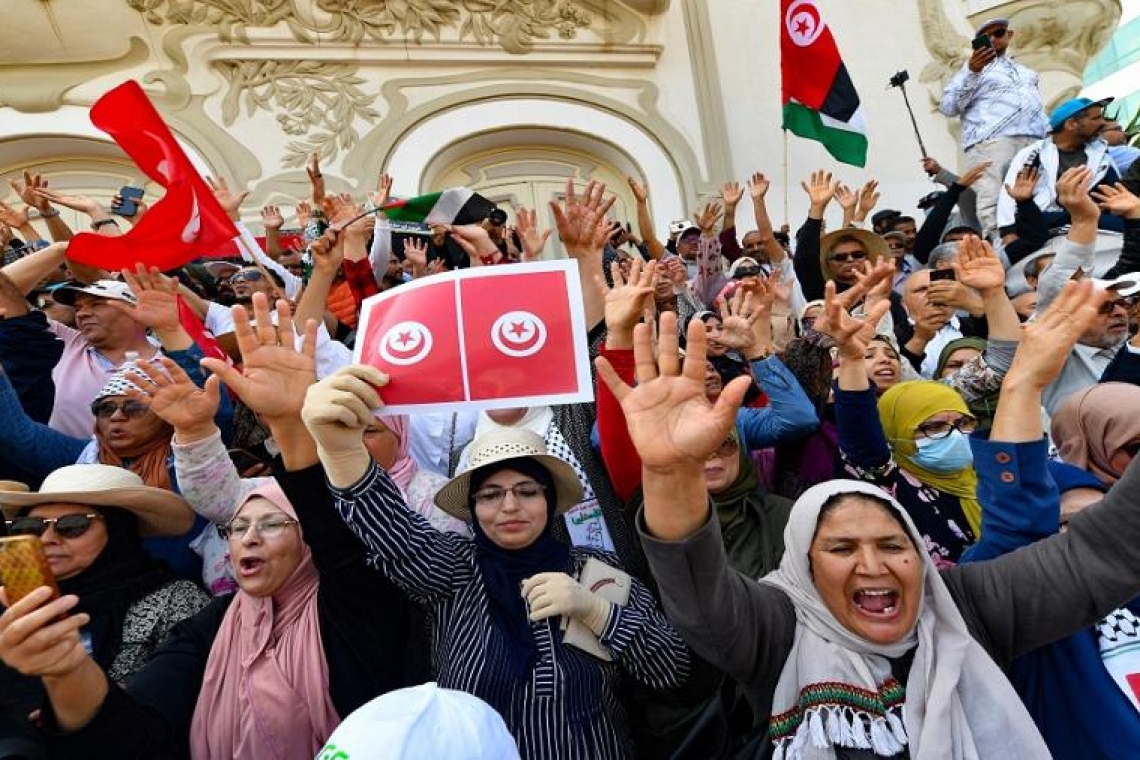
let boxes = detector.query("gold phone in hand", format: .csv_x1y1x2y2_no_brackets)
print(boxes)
0,535,60,607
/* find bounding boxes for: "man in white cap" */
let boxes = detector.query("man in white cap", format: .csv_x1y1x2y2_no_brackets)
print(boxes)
939,17,1048,238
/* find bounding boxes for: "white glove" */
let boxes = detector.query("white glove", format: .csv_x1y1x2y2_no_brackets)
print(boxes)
300,364,387,487
521,572,613,636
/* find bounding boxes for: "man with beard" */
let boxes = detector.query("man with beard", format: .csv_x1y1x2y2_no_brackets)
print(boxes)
1036,169,1140,412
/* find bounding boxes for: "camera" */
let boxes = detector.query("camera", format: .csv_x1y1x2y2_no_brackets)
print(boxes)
888,70,910,89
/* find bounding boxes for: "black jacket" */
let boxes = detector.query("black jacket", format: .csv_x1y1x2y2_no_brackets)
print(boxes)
44,464,426,759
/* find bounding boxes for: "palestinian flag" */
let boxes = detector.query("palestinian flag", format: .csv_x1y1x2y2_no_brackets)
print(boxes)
381,188,496,226
780,0,867,167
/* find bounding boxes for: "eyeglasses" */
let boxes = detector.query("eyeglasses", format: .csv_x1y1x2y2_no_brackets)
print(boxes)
1098,296,1138,314
708,436,739,460
90,399,150,419
229,270,265,285
829,251,867,263
217,517,299,540
7,513,104,539
915,416,977,440
471,482,547,508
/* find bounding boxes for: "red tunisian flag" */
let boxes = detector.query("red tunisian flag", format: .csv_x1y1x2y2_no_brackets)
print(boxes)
354,261,592,414
66,80,238,271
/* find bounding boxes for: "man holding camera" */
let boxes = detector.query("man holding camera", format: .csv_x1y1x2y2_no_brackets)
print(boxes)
939,18,1048,239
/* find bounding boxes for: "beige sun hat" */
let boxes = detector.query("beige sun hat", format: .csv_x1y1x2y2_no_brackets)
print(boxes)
0,464,194,537
433,428,583,522
818,228,889,280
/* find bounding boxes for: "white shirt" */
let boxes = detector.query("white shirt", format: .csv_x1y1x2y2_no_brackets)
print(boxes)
939,56,1048,150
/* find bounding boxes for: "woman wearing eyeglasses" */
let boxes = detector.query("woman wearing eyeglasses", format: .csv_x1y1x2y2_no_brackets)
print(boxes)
0,464,208,758
298,364,690,759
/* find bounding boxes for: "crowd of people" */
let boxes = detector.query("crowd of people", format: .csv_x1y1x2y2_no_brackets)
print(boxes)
1,14,1140,759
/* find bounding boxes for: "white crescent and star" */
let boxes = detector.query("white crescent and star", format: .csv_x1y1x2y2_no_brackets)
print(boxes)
378,320,434,366
490,310,547,358
785,0,825,47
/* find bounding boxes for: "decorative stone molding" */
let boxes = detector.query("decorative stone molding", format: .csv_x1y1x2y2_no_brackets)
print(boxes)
216,60,382,167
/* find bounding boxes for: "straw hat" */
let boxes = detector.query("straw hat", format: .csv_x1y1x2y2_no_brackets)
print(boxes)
819,228,889,270
0,464,194,537
434,428,582,522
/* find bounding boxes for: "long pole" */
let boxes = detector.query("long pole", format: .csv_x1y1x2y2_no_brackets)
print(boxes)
782,129,790,226
897,80,929,159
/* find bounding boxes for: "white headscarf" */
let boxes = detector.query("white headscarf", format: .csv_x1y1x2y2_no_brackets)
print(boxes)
759,479,1047,760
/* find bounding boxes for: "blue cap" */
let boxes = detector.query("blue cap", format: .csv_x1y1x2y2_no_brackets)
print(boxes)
1047,460,1107,495
1050,97,1113,131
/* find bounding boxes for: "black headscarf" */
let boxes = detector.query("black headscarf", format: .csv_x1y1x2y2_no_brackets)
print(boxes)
469,457,571,679
48,506,175,669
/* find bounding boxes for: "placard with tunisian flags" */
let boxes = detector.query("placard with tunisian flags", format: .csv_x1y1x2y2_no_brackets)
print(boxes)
353,260,592,413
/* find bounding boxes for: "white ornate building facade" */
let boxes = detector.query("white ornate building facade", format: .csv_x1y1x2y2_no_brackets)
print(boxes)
0,0,1123,240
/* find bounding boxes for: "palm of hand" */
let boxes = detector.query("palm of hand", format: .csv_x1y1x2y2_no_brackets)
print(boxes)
957,260,1003,291
604,286,647,330
235,347,316,418
0,206,28,228
716,316,754,349
620,377,728,469
148,383,217,429
132,291,179,330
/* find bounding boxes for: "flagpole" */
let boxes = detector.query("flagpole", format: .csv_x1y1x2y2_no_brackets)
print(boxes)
782,129,790,228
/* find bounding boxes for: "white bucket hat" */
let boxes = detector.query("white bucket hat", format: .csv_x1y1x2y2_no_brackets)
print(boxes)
318,682,520,760
0,464,194,537
433,428,582,522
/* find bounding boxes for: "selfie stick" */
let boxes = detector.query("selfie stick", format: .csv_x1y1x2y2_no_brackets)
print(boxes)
888,71,928,160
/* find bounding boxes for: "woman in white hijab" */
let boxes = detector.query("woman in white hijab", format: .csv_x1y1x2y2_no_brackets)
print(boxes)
596,282,1140,758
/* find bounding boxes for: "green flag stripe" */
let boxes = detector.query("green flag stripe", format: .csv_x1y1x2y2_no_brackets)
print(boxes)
382,192,443,223
782,102,867,168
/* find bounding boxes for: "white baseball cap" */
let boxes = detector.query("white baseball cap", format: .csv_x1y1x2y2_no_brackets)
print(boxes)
317,683,520,760
1092,274,1140,298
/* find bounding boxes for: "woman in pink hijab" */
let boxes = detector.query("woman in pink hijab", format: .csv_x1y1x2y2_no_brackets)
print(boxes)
1052,382,1140,486
0,469,421,759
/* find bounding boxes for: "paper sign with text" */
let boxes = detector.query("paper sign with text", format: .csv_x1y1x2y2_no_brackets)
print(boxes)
354,260,592,414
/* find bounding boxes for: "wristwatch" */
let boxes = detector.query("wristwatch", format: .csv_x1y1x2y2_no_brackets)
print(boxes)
91,218,120,230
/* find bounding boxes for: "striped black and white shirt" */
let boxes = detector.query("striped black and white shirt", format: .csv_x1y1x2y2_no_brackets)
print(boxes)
938,56,1048,150
331,463,692,759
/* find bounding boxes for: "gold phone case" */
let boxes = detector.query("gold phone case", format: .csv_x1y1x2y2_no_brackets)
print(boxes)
0,535,60,606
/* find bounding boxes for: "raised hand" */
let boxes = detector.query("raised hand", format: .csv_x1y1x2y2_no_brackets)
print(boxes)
921,157,943,177
953,235,1005,293
125,357,221,437
720,181,744,207
856,180,880,217
295,200,314,228
260,205,285,231
301,364,387,485
370,172,393,210
968,44,997,73
626,176,650,204
32,189,106,220
1091,182,1140,219
814,280,892,359
0,201,30,229
1056,166,1099,222
515,206,552,262
801,169,838,211
748,172,771,200
1004,165,1040,203
693,201,723,234
1005,280,1108,389
715,287,764,352
306,152,326,204
200,292,318,423
834,183,857,211
838,258,895,312
602,257,656,338
402,237,429,273
449,224,501,266
206,177,249,221
110,265,181,333
957,161,993,188
551,178,615,259
595,311,751,470
309,228,344,275
9,171,52,213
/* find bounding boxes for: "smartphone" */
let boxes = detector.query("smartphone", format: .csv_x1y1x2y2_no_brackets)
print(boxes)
930,268,956,282
112,186,145,218
971,33,991,50
0,535,61,608
228,448,269,474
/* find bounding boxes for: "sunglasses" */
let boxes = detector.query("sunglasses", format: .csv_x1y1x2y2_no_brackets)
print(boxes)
229,270,265,285
989,27,1008,38
829,251,868,263
90,399,150,419
708,436,739,460
732,265,766,280
1098,296,1138,314
7,513,104,539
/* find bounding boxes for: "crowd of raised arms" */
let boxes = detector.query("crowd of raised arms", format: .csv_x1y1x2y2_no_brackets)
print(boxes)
3,16,1140,760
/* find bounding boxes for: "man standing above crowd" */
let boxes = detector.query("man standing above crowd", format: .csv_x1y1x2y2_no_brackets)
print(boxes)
939,17,1048,239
